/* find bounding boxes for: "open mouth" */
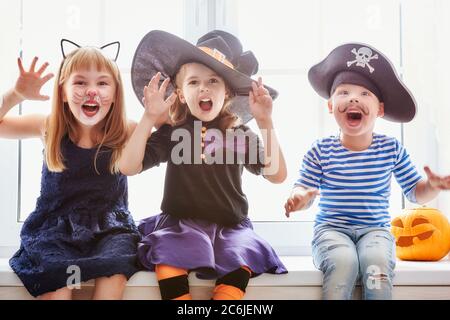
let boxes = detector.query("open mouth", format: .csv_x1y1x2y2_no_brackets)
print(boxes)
82,102,100,117
199,99,213,112
346,111,363,126
396,230,435,247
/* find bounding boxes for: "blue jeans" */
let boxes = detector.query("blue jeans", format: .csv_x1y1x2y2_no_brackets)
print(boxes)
312,224,396,300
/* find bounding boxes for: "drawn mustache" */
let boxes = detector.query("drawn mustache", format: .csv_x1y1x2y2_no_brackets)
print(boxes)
81,95,101,104
337,103,369,116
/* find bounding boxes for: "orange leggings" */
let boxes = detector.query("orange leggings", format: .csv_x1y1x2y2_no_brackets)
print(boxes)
156,264,252,300
156,264,192,300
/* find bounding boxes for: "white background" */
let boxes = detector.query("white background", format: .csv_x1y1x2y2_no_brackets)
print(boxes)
1,0,449,255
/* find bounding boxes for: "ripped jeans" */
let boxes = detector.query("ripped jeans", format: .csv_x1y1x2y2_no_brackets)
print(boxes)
312,224,396,300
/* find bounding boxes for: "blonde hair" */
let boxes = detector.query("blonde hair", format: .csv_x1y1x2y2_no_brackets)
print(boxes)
45,47,128,174
170,63,239,132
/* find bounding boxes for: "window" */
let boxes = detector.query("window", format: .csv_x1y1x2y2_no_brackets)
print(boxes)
232,0,405,225
18,0,185,221
1,0,448,254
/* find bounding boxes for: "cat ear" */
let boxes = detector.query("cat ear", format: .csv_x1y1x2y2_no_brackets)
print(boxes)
60,39,120,61
60,39,81,58
100,41,120,61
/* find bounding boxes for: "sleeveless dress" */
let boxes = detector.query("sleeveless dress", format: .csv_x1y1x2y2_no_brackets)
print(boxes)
9,136,141,297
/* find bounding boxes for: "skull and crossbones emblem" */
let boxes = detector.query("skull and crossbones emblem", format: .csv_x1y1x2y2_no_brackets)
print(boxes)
347,47,379,73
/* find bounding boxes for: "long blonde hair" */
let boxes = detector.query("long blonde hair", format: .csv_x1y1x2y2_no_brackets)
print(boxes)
45,47,128,174
170,63,239,132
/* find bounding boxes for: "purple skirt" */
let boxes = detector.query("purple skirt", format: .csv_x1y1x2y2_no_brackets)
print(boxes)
137,213,287,279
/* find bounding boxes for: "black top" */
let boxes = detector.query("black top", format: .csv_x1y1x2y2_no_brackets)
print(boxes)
142,115,265,226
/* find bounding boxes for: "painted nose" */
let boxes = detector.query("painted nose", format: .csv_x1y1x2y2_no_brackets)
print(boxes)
86,89,98,98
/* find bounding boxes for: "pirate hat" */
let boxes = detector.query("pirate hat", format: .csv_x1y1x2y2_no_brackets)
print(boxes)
308,43,416,123
131,30,278,123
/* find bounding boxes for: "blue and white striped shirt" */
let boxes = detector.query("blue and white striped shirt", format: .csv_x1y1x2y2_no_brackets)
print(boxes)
295,133,422,228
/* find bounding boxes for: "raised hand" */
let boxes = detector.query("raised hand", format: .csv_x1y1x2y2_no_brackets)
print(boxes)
14,57,54,101
143,72,177,123
284,187,320,217
249,77,273,123
424,166,450,190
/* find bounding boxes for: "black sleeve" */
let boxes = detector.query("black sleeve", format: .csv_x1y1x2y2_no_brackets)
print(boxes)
235,125,265,176
141,124,171,171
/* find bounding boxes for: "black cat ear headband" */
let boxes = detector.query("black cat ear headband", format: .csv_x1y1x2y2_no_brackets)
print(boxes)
60,39,121,61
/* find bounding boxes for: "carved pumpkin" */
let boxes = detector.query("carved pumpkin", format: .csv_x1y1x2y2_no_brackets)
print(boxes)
391,207,450,261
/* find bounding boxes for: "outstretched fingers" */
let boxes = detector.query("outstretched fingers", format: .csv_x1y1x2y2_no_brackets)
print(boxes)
36,61,50,76
150,72,161,92
29,56,38,73
17,58,25,74
159,77,171,94
41,72,54,84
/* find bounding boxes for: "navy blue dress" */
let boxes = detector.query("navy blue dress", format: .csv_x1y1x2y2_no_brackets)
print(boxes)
9,136,141,297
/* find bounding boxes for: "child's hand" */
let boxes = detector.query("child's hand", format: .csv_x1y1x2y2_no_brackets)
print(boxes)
14,57,54,101
249,77,273,123
142,72,177,123
424,166,450,190
284,187,320,218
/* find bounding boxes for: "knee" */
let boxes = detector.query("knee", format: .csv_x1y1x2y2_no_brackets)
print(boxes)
322,245,359,276
362,268,393,294
360,235,395,273
39,287,73,300
155,264,191,300
110,273,127,284
359,250,395,277
213,267,252,300
155,264,188,281
361,260,394,281
359,254,395,292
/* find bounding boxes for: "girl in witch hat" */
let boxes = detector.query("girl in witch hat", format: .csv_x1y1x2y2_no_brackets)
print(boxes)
121,30,288,300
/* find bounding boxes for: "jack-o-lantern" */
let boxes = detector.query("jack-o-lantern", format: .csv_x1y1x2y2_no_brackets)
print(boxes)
391,207,450,261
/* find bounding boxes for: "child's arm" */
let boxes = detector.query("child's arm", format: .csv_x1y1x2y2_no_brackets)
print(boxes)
119,72,176,176
126,120,138,139
249,77,287,184
414,166,450,204
0,57,54,139
284,186,319,217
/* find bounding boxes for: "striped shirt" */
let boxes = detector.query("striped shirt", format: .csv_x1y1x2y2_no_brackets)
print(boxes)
295,133,422,228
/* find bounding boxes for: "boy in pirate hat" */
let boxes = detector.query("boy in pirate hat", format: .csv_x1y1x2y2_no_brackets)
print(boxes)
120,30,287,300
284,43,450,299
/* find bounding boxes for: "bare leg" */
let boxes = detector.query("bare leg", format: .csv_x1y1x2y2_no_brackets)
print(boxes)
92,274,127,300
39,286,73,300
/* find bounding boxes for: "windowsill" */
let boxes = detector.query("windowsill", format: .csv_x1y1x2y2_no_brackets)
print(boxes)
1,256,450,287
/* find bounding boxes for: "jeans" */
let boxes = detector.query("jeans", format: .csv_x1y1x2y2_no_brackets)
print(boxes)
312,224,396,300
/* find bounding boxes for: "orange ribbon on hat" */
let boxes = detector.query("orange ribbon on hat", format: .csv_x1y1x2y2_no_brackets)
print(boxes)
198,47,234,69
